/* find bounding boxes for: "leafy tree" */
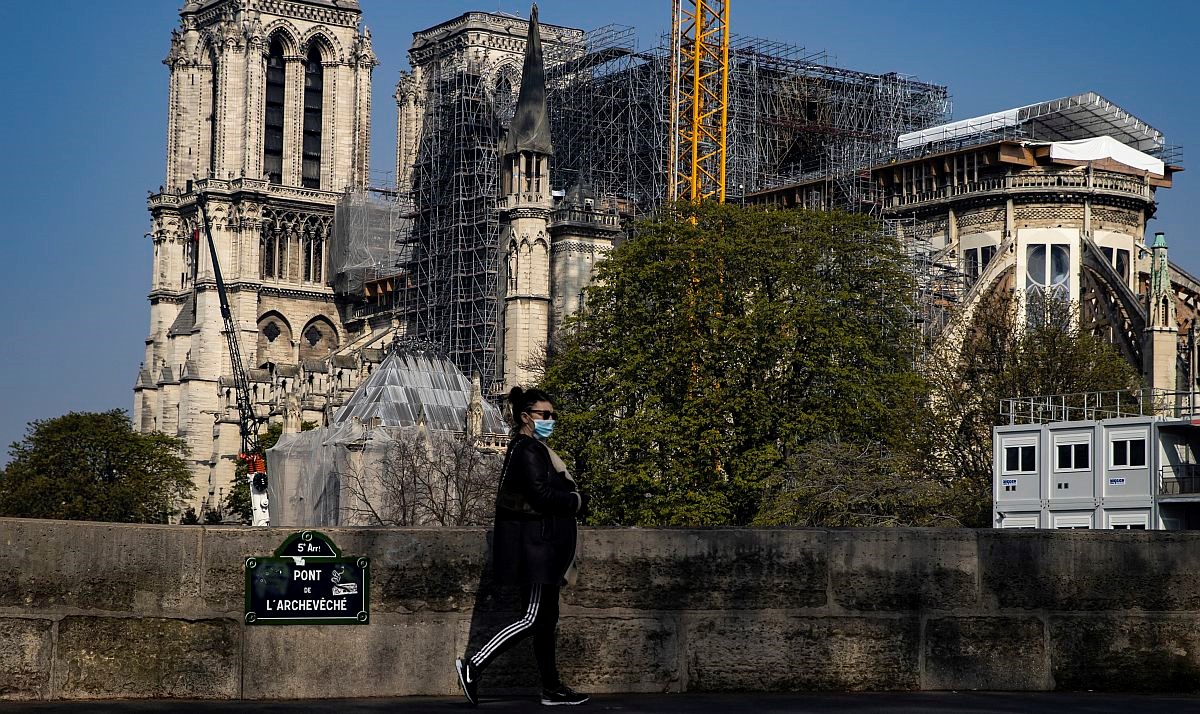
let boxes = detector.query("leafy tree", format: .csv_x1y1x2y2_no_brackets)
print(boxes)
180,506,201,525
754,438,961,527
337,431,502,527
540,201,927,526
925,293,1140,526
0,410,194,523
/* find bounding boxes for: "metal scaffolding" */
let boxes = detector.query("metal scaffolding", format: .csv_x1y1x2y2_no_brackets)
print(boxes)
546,28,950,214
372,15,950,393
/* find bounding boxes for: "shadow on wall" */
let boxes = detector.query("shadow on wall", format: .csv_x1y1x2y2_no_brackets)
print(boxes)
984,530,1200,691
461,533,548,697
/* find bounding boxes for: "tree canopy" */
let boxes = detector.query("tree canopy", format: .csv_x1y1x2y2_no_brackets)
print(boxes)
0,410,194,523
540,201,927,526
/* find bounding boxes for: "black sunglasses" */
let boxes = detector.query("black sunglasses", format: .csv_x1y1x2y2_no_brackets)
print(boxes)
526,409,557,420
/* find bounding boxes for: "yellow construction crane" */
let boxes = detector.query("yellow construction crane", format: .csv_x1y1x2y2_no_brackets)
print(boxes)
669,0,730,203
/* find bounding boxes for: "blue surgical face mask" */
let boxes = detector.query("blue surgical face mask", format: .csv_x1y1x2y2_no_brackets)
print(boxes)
533,419,555,440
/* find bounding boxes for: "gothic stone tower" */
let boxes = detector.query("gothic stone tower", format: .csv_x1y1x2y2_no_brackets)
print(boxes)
135,0,376,515
499,6,554,391
394,12,583,194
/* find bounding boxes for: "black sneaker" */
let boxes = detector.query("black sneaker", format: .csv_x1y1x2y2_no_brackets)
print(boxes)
455,657,479,706
541,683,589,706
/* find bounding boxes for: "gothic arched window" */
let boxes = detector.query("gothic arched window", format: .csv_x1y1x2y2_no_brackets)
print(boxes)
1026,243,1070,329
263,39,286,184
301,45,324,189
303,230,323,284
261,222,285,280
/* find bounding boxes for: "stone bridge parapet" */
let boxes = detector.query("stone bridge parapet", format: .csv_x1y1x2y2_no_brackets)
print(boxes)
2,519,1199,700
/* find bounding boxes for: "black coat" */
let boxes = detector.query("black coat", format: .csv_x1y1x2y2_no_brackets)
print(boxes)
491,434,580,587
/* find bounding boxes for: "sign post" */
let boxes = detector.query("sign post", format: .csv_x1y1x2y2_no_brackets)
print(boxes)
244,531,369,625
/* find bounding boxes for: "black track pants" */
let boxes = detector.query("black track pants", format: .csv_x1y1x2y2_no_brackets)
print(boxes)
469,583,561,689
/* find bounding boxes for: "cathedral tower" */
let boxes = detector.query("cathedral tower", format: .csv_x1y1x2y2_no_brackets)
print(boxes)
137,0,376,516
499,5,554,390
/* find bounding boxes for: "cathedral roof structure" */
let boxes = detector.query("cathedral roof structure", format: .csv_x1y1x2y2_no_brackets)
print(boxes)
333,348,507,434
167,294,196,337
502,4,554,157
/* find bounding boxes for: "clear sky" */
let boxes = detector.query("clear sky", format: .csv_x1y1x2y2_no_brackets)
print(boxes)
0,0,1197,463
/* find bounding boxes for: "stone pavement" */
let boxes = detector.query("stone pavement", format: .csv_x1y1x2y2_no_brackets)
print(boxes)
1,693,1199,713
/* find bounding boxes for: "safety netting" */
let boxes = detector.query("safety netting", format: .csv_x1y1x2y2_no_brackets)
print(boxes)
266,349,507,526
328,191,408,296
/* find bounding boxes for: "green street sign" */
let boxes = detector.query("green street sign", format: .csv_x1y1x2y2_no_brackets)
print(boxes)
244,531,369,625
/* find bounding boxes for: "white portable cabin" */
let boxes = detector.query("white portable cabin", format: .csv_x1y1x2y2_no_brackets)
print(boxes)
993,393,1200,529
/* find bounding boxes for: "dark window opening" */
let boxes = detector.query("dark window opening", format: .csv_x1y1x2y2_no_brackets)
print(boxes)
1004,444,1036,473
301,46,323,189
1112,437,1147,468
264,39,285,184
209,55,220,176
303,235,323,284
1057,442,1090,470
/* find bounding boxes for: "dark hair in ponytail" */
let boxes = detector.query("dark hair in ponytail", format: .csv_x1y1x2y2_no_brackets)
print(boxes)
508,386,554,436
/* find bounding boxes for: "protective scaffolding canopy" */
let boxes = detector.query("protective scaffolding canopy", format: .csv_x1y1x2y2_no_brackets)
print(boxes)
266,349,506,526
897,91,1167,157
329,191,408,296
375,14,950,395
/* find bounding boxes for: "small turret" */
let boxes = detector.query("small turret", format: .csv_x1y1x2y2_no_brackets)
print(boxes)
1148,232,1174,330
466,372,485,439
1143,231,1178,399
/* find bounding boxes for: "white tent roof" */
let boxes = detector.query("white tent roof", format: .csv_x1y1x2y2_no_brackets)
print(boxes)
898,92,1164,155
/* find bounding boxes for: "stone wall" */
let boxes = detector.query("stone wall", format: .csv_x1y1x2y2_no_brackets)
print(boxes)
2,518,1200,700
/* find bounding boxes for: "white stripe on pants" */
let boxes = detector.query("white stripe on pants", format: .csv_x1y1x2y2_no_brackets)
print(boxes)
471,584,542,665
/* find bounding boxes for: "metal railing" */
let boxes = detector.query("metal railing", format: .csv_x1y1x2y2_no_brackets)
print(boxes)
1001,389,1200,425
887,169,1153,210
1160,465,1200,496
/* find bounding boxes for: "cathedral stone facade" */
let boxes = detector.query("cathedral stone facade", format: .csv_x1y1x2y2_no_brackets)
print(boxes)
136,0,378,515
137,1,618,516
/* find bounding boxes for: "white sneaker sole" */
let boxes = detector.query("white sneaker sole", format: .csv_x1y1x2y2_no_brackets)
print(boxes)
456,658,478,705
541,697,589,706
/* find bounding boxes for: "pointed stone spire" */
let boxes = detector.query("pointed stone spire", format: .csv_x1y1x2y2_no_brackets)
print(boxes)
1144,231,1178,398
503,4,553,157
1148,232,1175,329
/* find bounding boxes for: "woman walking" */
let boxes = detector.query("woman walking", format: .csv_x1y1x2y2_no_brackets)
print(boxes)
456,386,590,707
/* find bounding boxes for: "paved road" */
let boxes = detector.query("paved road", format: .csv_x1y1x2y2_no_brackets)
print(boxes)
1,693,1198,713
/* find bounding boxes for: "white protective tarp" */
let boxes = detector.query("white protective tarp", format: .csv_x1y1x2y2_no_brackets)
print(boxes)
897,109,1020,151
266,419,394,527
1041,135,1164,176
